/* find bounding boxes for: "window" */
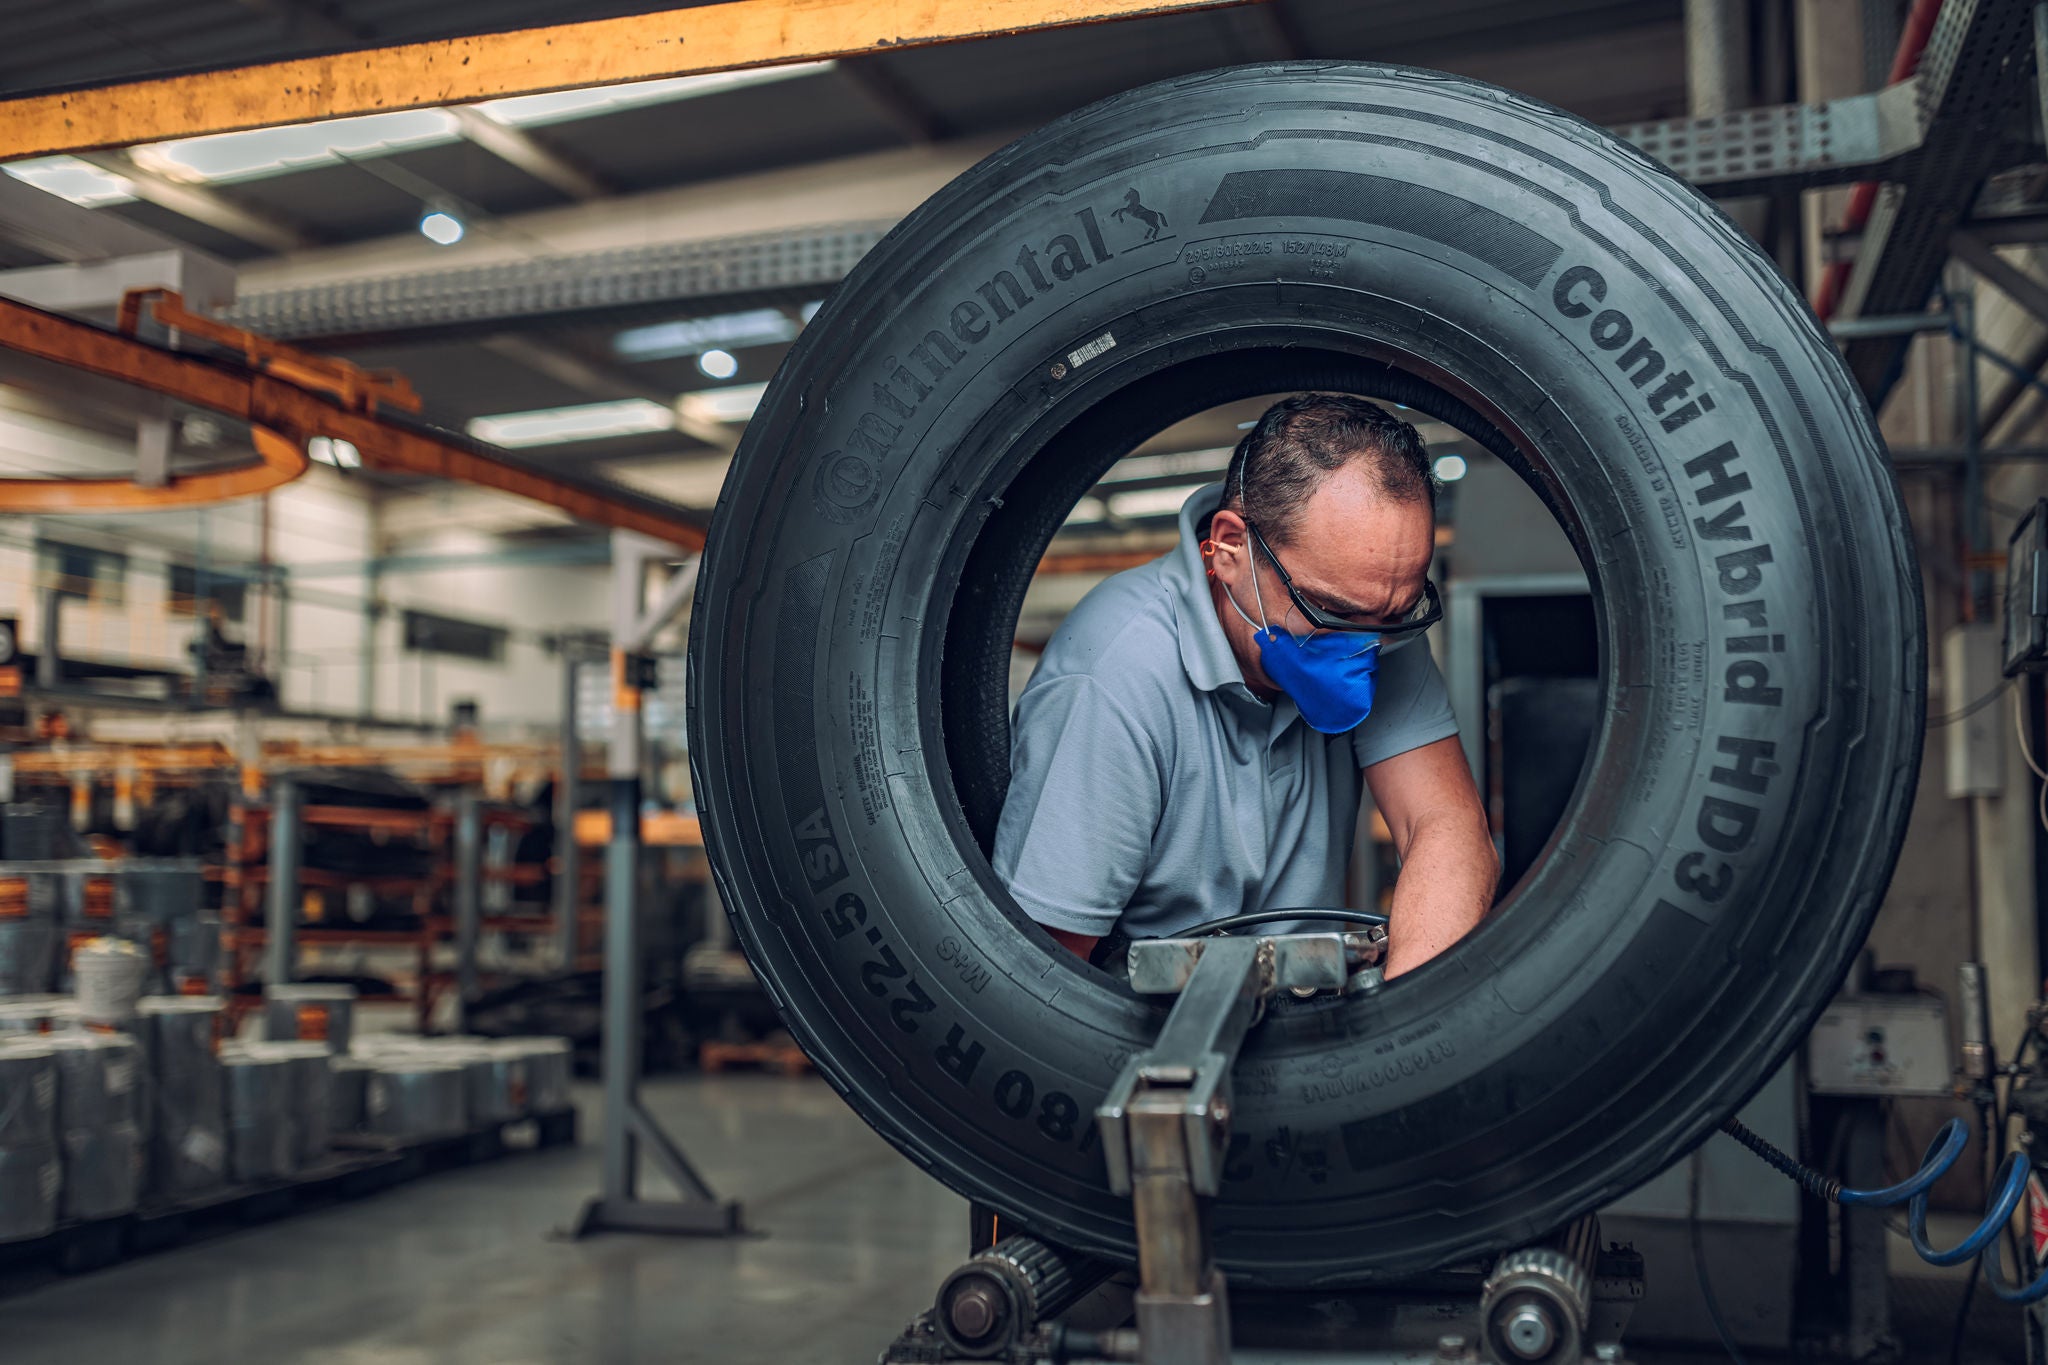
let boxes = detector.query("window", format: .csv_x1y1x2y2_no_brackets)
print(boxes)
402,609,507,663
166,564,247,622
35,540,126,606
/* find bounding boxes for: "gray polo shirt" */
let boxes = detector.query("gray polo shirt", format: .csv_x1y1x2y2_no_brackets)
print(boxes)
993,483,1458,939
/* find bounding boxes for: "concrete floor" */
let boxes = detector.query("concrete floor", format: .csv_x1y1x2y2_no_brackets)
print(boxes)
0,1075,2028,1364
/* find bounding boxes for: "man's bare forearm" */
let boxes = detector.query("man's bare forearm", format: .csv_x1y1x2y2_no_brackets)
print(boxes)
1382,811,1497,979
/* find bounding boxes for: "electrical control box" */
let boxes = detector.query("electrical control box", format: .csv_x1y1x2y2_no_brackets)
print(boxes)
1806,994,1953,1097
2006,497,2048,676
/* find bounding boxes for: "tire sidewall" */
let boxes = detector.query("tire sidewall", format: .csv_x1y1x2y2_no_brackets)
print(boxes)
690,63,1921,1282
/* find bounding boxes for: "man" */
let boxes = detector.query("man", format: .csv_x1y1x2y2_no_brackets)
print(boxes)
993,393,1497,979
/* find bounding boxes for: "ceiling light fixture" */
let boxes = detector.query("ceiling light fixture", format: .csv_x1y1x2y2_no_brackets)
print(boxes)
116,66,839,190
696,349,739,380
613,309,796,361
1432,453,1469,482
419,207,465,245
675,383,770,427
2,156,137,207
307,436,361,469
468,399,675,449
476,63,834,128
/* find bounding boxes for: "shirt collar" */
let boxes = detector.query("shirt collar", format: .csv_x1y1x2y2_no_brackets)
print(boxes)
1163,483,1249,695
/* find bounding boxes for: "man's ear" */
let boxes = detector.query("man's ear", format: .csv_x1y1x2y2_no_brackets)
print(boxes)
1207,507,1249,551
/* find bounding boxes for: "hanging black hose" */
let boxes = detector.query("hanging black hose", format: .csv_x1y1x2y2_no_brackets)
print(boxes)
1720,1116,1842,1202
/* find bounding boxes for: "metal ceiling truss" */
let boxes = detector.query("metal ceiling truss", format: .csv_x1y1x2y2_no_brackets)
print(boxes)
221,222,891,345
1834,0,2043,403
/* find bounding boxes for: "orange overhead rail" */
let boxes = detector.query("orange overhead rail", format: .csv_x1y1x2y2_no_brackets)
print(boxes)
0,291,707,547
0,0,1248,159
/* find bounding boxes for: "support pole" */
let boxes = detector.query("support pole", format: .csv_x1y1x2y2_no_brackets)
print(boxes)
576,533,739,1238
553,648,582,969
35,586,61,691
453,787,482,1030
601,772,639,1204
265,777,300,988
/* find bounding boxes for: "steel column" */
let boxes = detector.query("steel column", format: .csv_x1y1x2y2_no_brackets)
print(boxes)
453,788,482,1028
265,777,301,988
553,648,583,970
576,532,737,1239
600,773,640,1202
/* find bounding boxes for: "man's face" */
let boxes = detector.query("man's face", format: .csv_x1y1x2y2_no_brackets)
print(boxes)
1209,458,1435,689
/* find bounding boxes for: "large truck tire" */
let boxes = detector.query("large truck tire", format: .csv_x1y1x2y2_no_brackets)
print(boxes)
688,62,1924,1285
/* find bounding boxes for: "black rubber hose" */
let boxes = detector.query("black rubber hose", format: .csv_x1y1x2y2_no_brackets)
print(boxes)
1180,908,1389,937
1719,1116,1843,1203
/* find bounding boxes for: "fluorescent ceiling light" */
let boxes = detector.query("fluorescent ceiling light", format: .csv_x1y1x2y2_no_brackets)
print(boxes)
468,398,674,449
1064,496,1110,526
113,65,839,189
614,309,796,361
3,156,136,207
1105,486,1202,521
307,437,361,469
676,383,769,426
1100,448,1233,486
132,109,459,184
476,64,834,127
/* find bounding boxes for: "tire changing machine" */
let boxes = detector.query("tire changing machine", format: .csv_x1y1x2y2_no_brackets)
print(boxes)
884,928,1645,1365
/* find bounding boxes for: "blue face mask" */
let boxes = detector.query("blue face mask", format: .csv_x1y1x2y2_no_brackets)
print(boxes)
1223,557,1408,735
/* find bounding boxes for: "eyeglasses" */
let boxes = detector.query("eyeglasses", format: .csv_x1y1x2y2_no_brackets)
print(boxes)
1245,520,1443,636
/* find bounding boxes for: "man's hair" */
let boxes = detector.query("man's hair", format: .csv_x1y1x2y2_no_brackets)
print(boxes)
1221,393,1434,543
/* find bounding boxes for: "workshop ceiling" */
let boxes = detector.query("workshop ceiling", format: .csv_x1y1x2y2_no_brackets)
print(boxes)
0,0,1687,525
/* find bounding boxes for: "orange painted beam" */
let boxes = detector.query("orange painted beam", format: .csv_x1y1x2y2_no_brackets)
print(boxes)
0,0,1248,159
573,809,703,847
0,295,705,545
0,423,306,511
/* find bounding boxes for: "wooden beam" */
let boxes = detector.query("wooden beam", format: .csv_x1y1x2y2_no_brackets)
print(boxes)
0,0,1249,160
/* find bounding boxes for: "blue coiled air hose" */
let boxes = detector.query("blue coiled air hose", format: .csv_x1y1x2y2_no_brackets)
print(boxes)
1721,1115,2043,1297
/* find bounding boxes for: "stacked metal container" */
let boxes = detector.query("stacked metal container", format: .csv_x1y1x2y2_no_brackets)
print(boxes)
498,1037,574,1114
0,995,76,1036
0,1043,59,1241
0,864,60,997
35,1034,143,1220
252,1040,333,1166
135,996,227,1197
351,1039,469,1140
112,863,206,995
218,1043,295,1182
328,1055,374,1137
263,982,356,1054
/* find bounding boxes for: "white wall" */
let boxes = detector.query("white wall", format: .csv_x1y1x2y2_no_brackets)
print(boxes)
370,526,607,728
0,467,376,713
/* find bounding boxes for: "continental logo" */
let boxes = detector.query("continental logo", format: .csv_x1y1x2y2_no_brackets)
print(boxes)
809,193,1164,523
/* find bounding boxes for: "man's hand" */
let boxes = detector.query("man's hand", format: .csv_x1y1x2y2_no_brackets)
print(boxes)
1365,735,1497,978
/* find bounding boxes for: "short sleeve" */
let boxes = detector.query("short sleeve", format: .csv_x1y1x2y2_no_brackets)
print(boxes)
993,674,1164,936
1350,641,1460,770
